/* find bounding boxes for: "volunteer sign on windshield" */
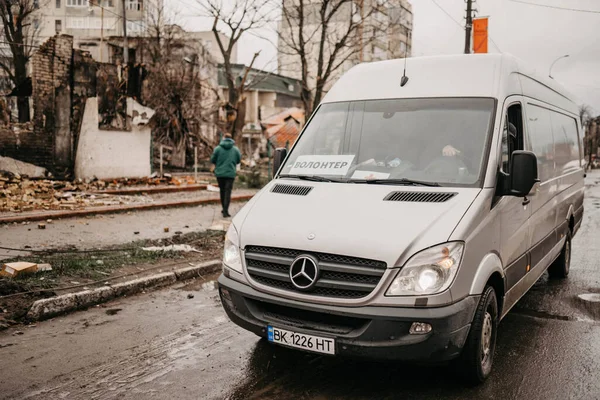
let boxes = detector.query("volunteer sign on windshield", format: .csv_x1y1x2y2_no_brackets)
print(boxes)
289,155,355,176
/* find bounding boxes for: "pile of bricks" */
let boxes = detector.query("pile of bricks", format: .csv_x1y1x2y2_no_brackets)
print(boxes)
0,172,157,213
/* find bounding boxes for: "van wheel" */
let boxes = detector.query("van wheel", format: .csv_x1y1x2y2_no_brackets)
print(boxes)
548,231,571,279
455,285,498,385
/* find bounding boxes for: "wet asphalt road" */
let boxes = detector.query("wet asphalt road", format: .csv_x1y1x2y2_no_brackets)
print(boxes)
1,171,600,400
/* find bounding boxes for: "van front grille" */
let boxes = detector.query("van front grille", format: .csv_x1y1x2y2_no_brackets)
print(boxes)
245,246,386,299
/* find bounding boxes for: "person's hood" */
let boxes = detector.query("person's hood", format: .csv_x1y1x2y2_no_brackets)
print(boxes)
220,138,235,150
234,180,481,268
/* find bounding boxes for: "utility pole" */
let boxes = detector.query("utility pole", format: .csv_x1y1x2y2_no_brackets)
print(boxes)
464,0,473,54
122,0,128,64
100,4,104,62
359,0,364,62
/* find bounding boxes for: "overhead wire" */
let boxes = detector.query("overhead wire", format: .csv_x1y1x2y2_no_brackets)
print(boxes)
507,0,600,14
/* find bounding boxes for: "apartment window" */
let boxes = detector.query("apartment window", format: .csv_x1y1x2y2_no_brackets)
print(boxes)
101,0,114,6
56,0,61,8
67,0,88,6
33,0,40,8
55,19,62,33
126,0,142,11
66,17,86,29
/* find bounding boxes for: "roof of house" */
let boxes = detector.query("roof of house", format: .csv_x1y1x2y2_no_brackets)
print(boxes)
263,107,305,148
267,118,302,148
262,107,305,127
218,64,302,98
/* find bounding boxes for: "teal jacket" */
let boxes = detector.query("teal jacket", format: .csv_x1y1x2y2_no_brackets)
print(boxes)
211,138,241,178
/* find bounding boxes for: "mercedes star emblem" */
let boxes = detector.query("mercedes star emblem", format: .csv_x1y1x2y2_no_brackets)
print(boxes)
289,255,319,291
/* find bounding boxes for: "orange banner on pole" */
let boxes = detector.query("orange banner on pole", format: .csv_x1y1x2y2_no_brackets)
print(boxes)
473,17,488,53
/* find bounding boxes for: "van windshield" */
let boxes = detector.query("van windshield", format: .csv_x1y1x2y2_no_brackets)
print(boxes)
279,98,496,187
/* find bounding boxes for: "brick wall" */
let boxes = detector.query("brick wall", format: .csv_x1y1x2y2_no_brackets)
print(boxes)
0,35,75,175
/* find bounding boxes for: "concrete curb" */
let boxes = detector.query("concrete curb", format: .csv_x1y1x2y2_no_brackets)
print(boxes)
26,260,221,321
95,184,208,195
0,194,254,224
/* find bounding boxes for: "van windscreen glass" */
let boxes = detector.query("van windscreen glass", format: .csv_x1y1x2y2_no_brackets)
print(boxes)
280,98,495,187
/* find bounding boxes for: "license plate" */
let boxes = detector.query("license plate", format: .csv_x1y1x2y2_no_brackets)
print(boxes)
267,326,335,355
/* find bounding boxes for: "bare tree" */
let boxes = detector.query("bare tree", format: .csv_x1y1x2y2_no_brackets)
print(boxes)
278,0,380,116
579,104,593,129
0,0,44,122
201,0,275,139
142,1,221,165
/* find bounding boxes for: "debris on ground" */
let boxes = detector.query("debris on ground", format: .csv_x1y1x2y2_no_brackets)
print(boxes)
141,244,200,253
37,264,52,272
0,262,42,278
0,171,206,213
187,294,194,299
206,185,220,192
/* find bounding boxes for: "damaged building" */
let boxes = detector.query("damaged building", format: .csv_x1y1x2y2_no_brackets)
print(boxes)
0,35,153,180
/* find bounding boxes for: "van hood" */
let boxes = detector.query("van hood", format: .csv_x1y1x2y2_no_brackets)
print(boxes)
238,180,481,268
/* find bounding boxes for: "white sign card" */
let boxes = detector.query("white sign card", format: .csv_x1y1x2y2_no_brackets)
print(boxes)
350,171,390,180
289,155,355,176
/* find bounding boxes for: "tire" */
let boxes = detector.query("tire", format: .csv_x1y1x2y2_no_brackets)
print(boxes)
455,285,498,385
548,230,571,279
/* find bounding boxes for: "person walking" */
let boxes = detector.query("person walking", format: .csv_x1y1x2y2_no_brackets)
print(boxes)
211,134,241,218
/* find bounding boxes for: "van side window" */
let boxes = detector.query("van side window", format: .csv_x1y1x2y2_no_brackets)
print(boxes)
550,112,580,174
501,103,523,174
525,104,555,182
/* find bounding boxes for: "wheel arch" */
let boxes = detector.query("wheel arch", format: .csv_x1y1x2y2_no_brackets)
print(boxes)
469,252,505,315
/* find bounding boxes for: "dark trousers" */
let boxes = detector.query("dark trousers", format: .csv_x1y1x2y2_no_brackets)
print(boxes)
217,177,235,216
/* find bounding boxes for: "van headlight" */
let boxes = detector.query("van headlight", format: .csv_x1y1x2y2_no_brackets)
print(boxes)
223,224,242,273
386,242,464,296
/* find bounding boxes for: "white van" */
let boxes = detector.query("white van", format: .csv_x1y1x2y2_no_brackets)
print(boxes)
218,54,585,383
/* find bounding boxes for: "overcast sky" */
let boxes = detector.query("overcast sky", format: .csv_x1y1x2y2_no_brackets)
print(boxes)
175,0,600,114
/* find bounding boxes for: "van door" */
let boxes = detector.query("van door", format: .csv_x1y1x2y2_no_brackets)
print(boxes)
523,103,558,270
496,99,531,311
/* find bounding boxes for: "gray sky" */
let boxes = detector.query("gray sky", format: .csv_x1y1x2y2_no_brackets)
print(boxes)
175,0,600,114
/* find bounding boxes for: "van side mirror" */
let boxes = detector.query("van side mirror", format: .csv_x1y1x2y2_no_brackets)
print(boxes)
273,148,288,176
509,151,539,197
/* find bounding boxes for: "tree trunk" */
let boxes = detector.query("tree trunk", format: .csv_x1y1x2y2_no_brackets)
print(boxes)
17,96,29,123
233,96,246,138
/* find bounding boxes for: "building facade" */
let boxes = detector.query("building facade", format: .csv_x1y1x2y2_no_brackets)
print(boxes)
278,0,412,95
35,0,145,46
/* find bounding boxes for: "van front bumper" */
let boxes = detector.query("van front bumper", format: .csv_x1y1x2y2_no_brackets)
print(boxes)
218,274,479,362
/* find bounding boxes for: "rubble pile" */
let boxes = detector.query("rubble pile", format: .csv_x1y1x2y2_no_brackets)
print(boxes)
0,172,188,213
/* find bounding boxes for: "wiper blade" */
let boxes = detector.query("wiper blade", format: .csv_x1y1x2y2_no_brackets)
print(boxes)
279,174,345,183
350,178,441,187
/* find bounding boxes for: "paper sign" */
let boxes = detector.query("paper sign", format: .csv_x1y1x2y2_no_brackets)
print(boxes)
289,155,355,176
351,171,390,180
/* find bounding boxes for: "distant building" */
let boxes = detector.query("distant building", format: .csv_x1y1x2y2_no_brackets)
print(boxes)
217,64,303,155
182,31,238,65
278,0,413,94
34,0,145,53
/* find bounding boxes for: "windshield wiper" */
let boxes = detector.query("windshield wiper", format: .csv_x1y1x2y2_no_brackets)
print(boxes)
279,174,346,183
350,178,441,187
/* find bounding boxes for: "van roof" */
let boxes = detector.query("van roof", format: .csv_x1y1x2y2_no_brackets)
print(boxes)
322,54,578,109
